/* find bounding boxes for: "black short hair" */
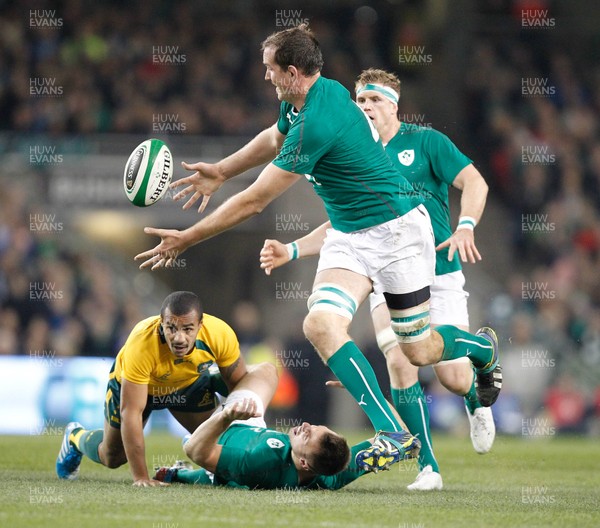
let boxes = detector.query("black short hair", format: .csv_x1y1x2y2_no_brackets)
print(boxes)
261,23,323,76
160,291,203,320
310,433,351,476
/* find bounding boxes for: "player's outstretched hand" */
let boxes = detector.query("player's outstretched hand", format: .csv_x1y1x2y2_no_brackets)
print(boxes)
132,478,169,487
325,380,345,389
134,227,191,270
260,239,291,276
223,398,262,422
171,161,226,213
436,229,481,264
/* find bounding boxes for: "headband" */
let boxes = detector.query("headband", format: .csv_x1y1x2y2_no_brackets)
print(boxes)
356,83,399,103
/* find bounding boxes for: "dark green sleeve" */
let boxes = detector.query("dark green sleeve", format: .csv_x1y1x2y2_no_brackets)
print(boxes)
306,440,371,490
276,102,292,135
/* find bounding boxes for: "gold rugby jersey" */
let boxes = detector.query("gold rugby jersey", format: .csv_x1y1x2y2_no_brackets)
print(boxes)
111,314,240,395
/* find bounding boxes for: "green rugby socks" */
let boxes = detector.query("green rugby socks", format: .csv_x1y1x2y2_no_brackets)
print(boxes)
463,373,482,414
436,325,495,370
174,468,215,485
391,383,439,473
328,341,403,433
71,428,103,464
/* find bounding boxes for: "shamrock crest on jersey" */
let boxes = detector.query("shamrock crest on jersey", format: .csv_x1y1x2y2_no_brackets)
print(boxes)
398,149,415,166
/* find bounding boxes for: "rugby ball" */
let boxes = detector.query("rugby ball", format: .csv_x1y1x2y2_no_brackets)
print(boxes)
123,138,173,207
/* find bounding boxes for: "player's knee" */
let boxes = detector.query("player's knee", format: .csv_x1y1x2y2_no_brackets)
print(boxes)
183,439,195,461
302,311,328,346
385,347,409,371
376,327,398,356
254,361,278,382
264,361,278,380
385,351,419,387
401,344,430,367
183,439,203,466
103,449,127,469
304,283,357,346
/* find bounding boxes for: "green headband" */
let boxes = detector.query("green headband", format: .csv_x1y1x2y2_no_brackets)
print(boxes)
356,83,399,103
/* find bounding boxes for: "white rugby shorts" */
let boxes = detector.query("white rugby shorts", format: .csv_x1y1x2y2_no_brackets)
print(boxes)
316,205,435,296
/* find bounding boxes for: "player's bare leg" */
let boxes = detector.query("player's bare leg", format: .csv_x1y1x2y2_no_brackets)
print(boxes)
385,294,501,407
184,362,279,461
371,303,442,490
302,268,409,435
227,362,280,407
386,304,496,454
57,417,128,480
96,419,128,468
433,361,472,394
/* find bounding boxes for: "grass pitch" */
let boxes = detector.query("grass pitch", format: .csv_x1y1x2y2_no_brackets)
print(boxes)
0,432,598,528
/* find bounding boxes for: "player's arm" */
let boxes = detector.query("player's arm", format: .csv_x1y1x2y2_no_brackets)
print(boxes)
260,221,331,275
184,397,260,473
120,379,165,486
172,124,286,212
219,356,248,393
135,163,302,270
215,124,285,179
436,164,489,263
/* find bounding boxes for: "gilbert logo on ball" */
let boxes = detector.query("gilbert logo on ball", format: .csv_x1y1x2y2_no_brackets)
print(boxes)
124,139,173,207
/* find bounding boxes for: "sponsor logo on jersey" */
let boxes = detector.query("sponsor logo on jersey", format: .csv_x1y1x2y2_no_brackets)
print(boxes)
398,149,415,166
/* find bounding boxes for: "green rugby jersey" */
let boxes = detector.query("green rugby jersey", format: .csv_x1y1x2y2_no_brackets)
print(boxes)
385,123,472,276
273,76,422,233
214,424,367,490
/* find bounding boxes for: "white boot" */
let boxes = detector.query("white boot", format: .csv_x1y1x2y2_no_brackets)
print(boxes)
467,406,496,454
407,465,443,491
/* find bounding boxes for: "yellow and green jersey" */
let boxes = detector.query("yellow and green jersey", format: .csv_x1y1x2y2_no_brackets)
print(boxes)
112,314,240,396
385,123,472,276
273,76,422,233
214,424,368,490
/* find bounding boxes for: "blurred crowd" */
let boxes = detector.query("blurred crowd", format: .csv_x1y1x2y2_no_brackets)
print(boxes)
464,27,600,434
0,184,148,358
0,0,408,137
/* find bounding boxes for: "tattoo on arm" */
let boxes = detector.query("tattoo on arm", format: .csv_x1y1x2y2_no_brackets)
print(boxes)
221,357,242,384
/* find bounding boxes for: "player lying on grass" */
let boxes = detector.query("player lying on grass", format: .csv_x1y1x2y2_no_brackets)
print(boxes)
56,291,249,487
259,68,497,491
154,362,420,490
